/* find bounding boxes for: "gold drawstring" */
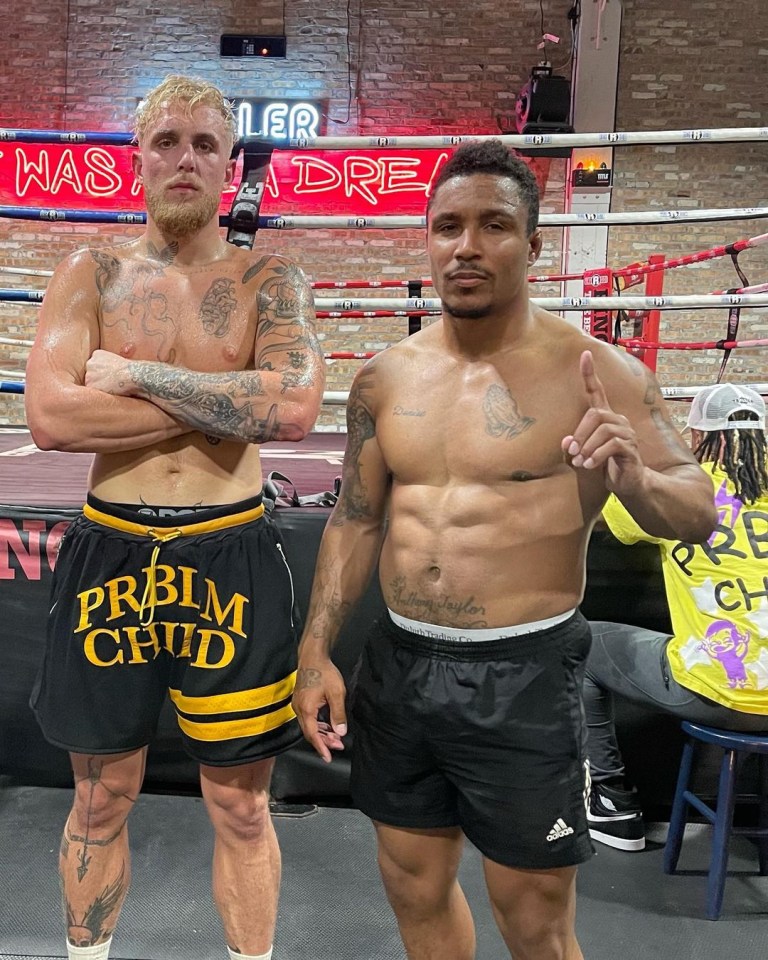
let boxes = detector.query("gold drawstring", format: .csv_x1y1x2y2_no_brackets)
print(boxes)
139,528,183,626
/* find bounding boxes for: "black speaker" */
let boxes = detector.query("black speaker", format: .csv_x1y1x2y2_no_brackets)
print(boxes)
514,68,573,158
220,34,287,58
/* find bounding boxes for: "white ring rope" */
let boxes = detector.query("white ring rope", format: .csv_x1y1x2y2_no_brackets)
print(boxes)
259,207,768,230
3,293,768,316
0,266,53,278
0,336,34,347
314,294,768,312
663,383,768,398
285,127,768,150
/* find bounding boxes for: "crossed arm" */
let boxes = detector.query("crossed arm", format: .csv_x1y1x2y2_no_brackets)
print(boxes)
84,255,326,443
25,249,192,453
26,250,325,452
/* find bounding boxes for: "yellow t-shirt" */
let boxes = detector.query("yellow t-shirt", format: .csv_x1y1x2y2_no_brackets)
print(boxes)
602,463,768,714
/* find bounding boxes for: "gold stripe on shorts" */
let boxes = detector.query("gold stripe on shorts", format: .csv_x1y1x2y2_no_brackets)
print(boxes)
169,671,297,716
175,703,297,742
82,501,265,537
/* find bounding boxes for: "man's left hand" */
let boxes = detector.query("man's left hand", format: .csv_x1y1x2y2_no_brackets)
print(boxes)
561,349,647,495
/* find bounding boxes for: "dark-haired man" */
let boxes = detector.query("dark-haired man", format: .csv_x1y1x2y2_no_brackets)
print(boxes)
293,140,716,959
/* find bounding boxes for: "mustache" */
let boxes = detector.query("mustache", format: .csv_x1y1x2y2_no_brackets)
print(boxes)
446,268,491,280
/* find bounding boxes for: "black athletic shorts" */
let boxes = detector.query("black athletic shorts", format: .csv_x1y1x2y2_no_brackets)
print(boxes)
350,612,594,870
31,494,301,765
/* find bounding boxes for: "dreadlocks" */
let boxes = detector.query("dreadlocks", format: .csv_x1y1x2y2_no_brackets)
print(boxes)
693,411,768,505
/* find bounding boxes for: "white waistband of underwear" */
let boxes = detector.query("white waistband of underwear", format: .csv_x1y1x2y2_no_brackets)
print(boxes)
387,608,577,643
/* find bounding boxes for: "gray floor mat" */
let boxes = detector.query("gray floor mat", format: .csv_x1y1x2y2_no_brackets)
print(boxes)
0,784,766,959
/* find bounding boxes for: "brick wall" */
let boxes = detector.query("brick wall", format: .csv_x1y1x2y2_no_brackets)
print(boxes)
609,0,768,402
0,0,766,429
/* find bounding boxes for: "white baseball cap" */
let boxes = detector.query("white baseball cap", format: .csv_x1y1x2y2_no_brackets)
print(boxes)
687,383,766,431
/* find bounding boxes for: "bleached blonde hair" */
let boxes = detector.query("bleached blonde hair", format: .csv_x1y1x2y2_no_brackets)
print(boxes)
134,75,237,148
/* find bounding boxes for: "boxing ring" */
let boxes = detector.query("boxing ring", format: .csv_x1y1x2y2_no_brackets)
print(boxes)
1,125,767,959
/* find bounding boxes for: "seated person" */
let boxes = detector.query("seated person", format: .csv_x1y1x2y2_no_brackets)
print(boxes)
584,382,768,851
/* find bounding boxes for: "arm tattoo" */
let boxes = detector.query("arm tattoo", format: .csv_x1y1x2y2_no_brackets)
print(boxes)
254,259,324,374
483,384,535,439
241,256,272,285
642,366,664,406
200,278,237,337
651,406,692,456
296,667,323,690
622,352,665,406
332,369,378,525
92,251,124,311
305,557,353,641
129,363,299,441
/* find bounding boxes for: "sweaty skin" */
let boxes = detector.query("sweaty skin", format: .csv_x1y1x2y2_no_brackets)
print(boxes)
87,243,321,502
294,171,717,758
25,103,325,506
24,94,326,957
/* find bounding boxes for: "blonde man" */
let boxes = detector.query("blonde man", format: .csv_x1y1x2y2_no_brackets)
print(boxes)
26,74,325,960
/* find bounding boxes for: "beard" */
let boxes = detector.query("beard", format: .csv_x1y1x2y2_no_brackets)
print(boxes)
144,184,220,238
441,298,493,320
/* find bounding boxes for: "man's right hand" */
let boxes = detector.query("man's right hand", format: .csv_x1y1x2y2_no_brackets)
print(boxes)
292,659,348,763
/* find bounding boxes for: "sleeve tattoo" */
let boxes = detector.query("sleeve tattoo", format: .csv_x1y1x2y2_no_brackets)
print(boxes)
122,257,324,442
332,369,379,525
127,364,287,442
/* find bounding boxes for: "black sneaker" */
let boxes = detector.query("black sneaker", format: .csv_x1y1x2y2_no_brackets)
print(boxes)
587,783,646,851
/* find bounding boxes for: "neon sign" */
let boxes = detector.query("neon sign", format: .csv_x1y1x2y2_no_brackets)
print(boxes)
0,143,548,216
0,145,454,216
231,99,321,141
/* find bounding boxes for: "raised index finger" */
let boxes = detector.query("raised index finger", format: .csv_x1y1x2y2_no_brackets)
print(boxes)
580,349,609,409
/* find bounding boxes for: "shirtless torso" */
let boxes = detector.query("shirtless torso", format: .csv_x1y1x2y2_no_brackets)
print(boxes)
26,238,324,505
23,80,329,960
293,145,717,960
360,309,694,627
26,93,324,503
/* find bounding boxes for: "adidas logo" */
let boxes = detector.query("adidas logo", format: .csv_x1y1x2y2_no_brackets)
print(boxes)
546,818,574,842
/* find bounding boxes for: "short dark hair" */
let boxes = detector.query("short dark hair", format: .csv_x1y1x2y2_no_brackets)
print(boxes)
427,140,540,235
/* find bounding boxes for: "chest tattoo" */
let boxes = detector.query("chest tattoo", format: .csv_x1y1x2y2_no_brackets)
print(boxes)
483,384,536,440
200,278,237,337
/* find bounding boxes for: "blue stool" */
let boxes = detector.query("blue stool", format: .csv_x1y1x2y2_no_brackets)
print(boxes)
663,721,768,919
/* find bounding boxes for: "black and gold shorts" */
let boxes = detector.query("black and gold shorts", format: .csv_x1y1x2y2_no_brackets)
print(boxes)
31,493,301,765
